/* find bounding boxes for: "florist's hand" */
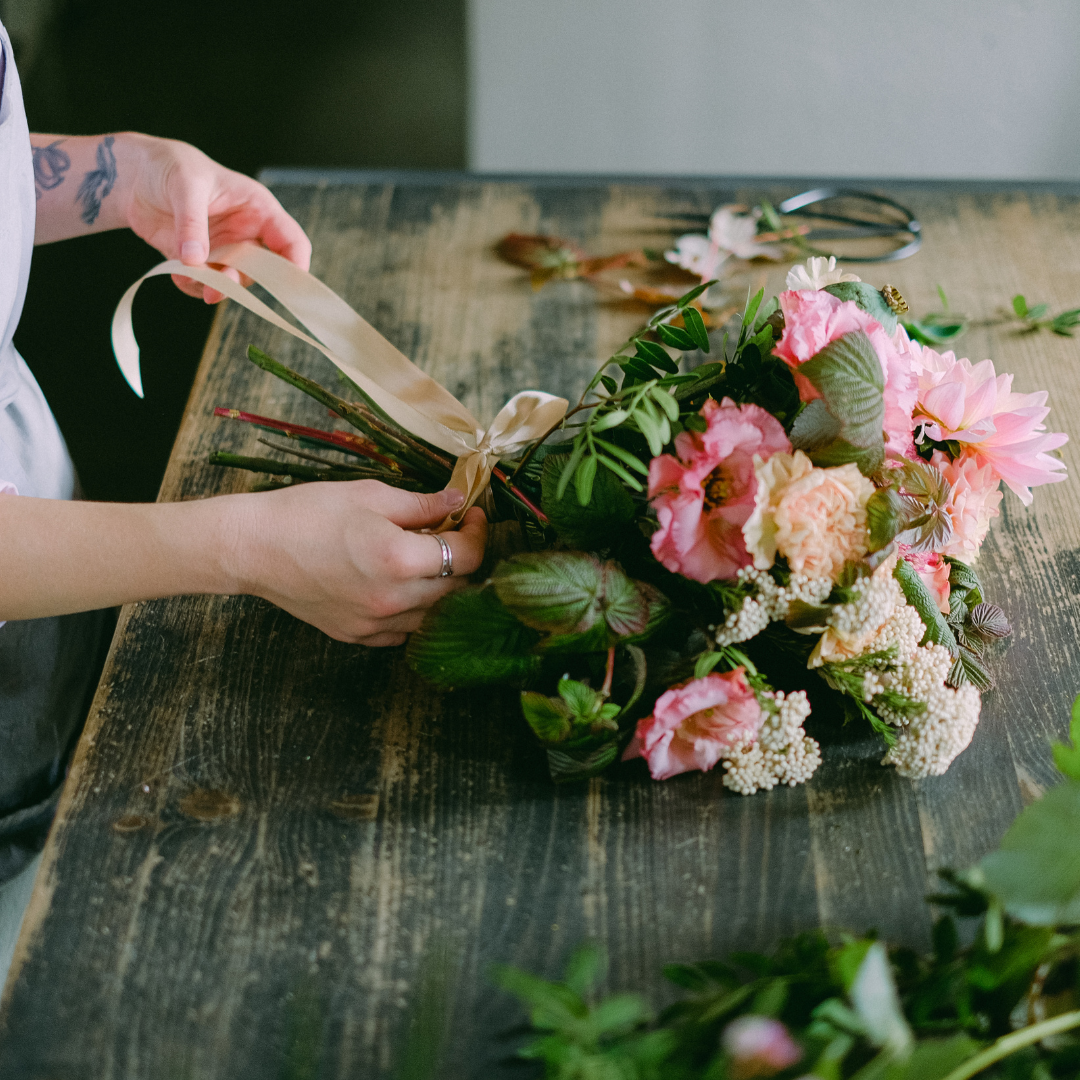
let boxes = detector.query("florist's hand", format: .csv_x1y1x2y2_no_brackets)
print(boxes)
229,482,487,647
123,134,311,303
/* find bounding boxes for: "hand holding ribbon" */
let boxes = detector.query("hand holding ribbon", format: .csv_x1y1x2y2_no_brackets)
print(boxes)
111,242,568,526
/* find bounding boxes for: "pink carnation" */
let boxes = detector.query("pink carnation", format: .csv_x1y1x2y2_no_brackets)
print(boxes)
773,289,918,459
623,668,763,781
722,1015,803,1079
912,344,1067,505
648,398,790,583
931,449,1003,562
900,549,951,614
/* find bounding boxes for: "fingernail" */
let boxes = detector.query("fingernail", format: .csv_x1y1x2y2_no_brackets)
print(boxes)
181,241,205,264
443,489,465,508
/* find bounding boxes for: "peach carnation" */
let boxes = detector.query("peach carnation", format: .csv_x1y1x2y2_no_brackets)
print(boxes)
773,288,918,459
912,344,1067,505
648,397,791,583
623,668,763,780
743,450,875,581
931,449,1003,562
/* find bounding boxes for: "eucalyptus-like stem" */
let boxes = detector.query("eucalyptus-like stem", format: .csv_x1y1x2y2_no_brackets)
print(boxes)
208,452,415,486
939,1009,1080,1080
509,287,713,481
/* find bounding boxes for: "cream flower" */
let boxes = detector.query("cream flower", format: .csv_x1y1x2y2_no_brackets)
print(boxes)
665,205,782,282
742,450,875,580
785,256,861,292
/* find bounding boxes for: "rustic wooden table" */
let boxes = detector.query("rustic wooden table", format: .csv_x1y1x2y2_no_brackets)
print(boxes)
1,172,1079,1079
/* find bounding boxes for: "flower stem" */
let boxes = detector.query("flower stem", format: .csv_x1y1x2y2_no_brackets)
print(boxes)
491,466,548,522
601,646,616,698
940,1010,1080,1080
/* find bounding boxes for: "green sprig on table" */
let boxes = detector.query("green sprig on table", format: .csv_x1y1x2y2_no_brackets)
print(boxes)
487,697,1080,1080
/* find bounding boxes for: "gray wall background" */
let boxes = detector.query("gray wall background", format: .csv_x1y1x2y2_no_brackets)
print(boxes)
468,0,1080,179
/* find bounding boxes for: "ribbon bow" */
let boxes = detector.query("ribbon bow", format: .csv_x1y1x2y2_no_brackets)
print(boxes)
111,243,568,526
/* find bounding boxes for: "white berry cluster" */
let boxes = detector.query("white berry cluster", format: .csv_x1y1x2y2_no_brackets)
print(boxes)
721,690,821,795
881,681,981,777
850,600,982,778
713,568,832,646
827,571,904,640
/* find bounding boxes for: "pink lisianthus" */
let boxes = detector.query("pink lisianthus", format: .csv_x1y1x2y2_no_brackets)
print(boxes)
773,289,918,459
931,449,1003,562
623,668,763,781
722,1015,803,1079
900,549,952,614
648,397,790,583
912,344,1067,505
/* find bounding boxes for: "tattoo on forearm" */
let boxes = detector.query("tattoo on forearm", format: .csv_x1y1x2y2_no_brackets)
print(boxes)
75,135,117,225
32,139,71,201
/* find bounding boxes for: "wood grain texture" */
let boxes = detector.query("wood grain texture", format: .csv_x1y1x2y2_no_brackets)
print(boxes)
1,176,1079,1078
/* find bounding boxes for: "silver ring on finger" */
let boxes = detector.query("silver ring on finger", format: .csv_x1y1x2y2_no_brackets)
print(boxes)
434,533,454,577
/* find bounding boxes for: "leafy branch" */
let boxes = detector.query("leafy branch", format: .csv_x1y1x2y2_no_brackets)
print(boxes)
1010,294,1080,337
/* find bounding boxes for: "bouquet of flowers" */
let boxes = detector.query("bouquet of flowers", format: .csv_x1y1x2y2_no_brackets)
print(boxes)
206,250,1067,793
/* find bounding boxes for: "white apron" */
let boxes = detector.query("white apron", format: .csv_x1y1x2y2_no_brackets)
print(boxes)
0,21,105,884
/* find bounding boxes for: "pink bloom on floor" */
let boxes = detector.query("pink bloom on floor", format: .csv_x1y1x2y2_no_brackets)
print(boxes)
773,288,918,459
900,549,952,614
649,397,791,583
623,668,763,781
931,449,1003,562
912,344,1067,505
722,1015,804,1079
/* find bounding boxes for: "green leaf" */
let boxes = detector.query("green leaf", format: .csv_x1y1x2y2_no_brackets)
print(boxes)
1027,302,1049,321
598,563,651,638
946,557,982,598
650,387,680,423
493,552,606,635
979,778,1080,924
633,405,666,457
520,692,572,743
616,644,648,717
556,439,587,501
1052,694,1080,781
591,408,629,432
574,453,598,506
594,453,645,492
790,330,886,474
546,739,620,783
742,287,765,330
542,453,635,549
600,374,618,394
676,280,715,308
694,651,725,679
408,587,541,687
829,938,874,993
893,557,959,656
684,412,707,433
635,340,679,373
1012,294,1029,318
620,356,660,382
558,678,603,720
681,306,710,352
866,486,905,552
823,281,898,334
591,993,650,1035
656,323,697,351
564,942,606,998
852,1035,981,1080
592,438,649,476
489,965,587,1027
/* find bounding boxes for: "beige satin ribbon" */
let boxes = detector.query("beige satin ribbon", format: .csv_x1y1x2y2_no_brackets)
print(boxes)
111,242,568,525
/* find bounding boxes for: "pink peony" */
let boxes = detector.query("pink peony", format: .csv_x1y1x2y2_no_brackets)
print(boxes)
623,668,763,781
931,449,1003,562
648,397,790,583
0,482,16,496
773,289,918,459
901,549,951,614
912,344,1067,505
722,1015,803,1079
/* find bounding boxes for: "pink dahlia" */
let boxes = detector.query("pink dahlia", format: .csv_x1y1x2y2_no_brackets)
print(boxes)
912,344,1067,505
931,449,1003,562
648,397,790,583
773,289,918,459
623,668,763,781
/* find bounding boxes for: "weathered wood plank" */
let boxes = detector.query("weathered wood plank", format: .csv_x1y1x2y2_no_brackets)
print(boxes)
1,177,1078,1079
